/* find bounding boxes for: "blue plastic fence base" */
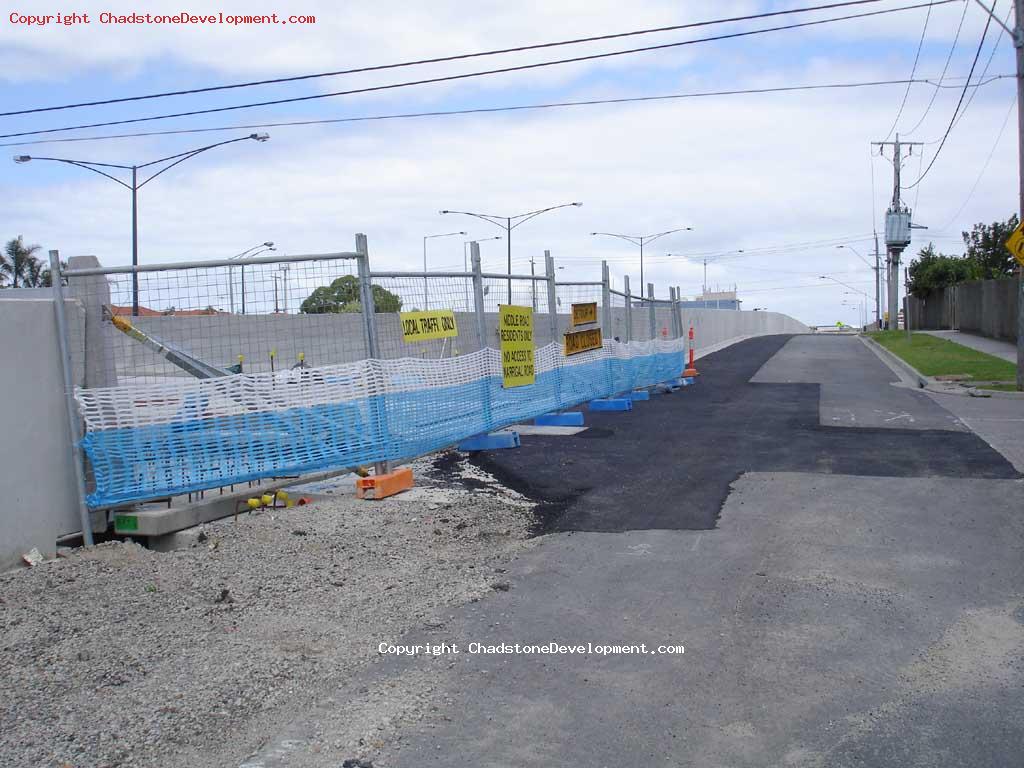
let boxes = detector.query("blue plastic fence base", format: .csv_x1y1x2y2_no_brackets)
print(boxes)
682,377,696,386
589,398,633,412
457,431,521,452
535,412,585,427
629,390,651,401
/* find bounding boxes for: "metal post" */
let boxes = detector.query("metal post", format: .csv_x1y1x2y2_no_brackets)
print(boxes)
601,261,611,339
241,266,246,315
356,234,387,475
545,250,558,347
471,243,495,429
647,282,656,340
530,255,538,311
1016,0,1024,389
874,232,881,328
904,267,912,341
623,275,632,344
131,167,139,317
49,251,94,547
506,217,513,306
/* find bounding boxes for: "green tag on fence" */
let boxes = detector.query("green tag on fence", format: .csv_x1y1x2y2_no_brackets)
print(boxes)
114,514,139,532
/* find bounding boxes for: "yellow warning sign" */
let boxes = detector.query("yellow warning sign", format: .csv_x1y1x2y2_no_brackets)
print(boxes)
499,304,534,388
1005,222,1024,267
571,302,598,327
564,327,603,356
400,310,458,342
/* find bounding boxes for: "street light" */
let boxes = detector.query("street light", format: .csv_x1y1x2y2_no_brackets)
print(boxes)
13,133,270,316
422,231,466,309
440,202,582,304
591,227,693,292
837,244,880,326
667,246,735,308
231,241,275,315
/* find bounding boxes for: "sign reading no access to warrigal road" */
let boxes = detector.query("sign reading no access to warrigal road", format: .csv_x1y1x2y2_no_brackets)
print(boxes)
499,304,535,388
400,310,458,342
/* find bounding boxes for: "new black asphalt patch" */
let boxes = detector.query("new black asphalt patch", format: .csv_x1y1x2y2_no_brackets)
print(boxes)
458,334,1020,532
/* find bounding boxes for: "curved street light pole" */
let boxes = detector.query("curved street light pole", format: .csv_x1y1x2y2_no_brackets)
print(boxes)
591,227,693,294
837,244,879,326
14,133,270,316
441,202,582,305
422,231,466,309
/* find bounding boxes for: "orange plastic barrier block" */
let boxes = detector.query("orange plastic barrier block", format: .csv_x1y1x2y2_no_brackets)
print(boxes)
683,366,700,377
355,467,414,500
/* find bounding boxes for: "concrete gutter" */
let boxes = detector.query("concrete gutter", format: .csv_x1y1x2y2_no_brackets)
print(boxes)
860,334,1024,400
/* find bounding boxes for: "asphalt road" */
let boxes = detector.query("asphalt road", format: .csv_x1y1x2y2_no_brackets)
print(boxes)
247,333,1024,768
471,334,1018,532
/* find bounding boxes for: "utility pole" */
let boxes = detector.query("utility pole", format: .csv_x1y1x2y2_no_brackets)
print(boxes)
971,0,1024,389
872,134,923,330
874,232,882,328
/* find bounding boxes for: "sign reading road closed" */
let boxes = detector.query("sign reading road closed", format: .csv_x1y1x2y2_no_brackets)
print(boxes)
400,310,458,342
1005,221,1024,267
499,304,535,387
571,301,598,327
564,327,603,356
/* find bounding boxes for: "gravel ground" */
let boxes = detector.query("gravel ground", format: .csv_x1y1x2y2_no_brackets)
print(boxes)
0,453,536,768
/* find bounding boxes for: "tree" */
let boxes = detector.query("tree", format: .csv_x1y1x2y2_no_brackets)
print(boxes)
962,215,1019,280
299,275,402,314
2,236,43,288
907,243,978,298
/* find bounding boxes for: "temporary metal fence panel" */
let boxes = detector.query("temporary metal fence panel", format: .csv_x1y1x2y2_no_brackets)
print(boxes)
60,239,688,510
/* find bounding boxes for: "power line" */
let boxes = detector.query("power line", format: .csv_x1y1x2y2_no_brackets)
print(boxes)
903,0,969,134
883,0,935,140
0,0,898,118
901,6,993,190
0,0,959,141
4,75,1008,149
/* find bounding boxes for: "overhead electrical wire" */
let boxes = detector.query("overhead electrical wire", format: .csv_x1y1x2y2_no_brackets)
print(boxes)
0,0,960,141
883,0,935,140
3,74,1008,150
0,0,900,118
903,0,969,134
901,6,993,190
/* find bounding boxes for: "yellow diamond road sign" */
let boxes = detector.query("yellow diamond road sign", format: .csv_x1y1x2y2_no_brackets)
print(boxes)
1005,223,1024,267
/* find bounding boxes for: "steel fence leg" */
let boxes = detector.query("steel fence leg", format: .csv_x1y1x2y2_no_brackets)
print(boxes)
357,234,390,475
624,275,632,344
50,250,94,547
648,282,656,341
471,244,495,430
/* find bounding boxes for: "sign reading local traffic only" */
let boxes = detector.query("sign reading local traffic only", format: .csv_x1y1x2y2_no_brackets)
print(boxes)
499,304,535,387
400,310,458,342
1005,221,1024,267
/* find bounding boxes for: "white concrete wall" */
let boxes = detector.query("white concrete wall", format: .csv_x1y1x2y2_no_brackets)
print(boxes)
0,297,84,571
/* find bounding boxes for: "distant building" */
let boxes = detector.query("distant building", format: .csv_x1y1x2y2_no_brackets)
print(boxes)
678,290,741,311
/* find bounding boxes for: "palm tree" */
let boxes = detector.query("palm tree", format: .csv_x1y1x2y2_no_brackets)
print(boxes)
2,236,42,288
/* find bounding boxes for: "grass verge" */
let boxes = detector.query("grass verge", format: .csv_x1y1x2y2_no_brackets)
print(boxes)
866,331,1016,382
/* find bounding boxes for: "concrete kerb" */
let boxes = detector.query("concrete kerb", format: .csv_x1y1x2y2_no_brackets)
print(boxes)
860,334,1024,400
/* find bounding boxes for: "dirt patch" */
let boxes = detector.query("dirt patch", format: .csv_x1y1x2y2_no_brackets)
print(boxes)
0,457,535,768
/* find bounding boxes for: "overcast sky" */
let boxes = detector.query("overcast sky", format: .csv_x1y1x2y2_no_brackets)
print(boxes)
1,0,1017,325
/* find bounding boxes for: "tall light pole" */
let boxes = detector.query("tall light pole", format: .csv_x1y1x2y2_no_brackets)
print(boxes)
14,133,270,316
441,202,582,305
821,275,870,328
422,231,465,309
836,244,879,327
591,227,693,292
668,247,736,308
229,241,274,314
232,242,275,315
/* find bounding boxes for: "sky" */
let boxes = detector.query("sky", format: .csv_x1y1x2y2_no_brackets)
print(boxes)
1,0,1018,325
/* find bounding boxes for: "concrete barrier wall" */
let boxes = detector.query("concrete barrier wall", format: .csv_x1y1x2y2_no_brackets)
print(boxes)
109,307,806,381
0,297,85,572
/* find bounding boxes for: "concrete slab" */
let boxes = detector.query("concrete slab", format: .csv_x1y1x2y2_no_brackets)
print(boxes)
374,472,1024,768
926,389,1024,472
752,334,965,431
510,424,588,437
921,330,1016,363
